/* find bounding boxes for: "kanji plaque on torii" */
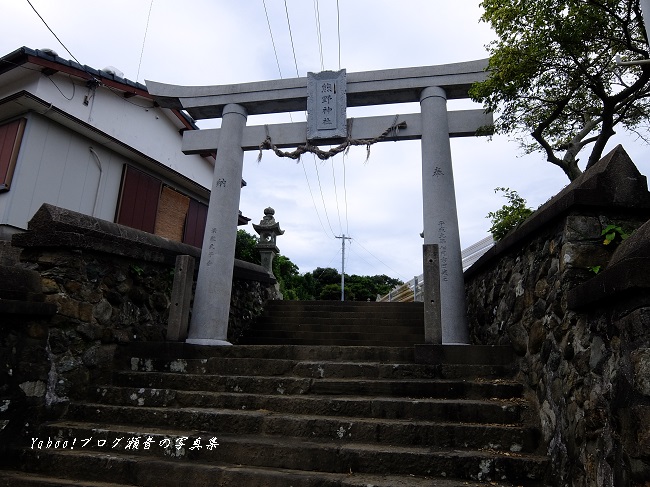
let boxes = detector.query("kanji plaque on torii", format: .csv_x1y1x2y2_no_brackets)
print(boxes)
307,69,347,140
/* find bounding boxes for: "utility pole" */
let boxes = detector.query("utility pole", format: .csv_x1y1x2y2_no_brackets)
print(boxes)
336,235,352,301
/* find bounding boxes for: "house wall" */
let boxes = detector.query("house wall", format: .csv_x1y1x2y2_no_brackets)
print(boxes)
0,114,124,232
0,65,217,237
29,72,214,187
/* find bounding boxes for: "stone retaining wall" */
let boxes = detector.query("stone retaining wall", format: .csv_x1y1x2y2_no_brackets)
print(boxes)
464,146,650,486
0,204,278,454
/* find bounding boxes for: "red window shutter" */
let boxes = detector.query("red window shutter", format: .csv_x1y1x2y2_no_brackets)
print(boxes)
183,199,208,248
0,118,26,191
115,166,161,233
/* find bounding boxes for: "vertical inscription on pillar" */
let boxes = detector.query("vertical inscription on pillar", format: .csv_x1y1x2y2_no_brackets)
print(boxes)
438,220,448,282
307,69,347,140
206,228,218,267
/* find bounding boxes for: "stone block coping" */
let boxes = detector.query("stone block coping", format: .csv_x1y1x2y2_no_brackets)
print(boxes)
11,204,275,284
466,145,650,279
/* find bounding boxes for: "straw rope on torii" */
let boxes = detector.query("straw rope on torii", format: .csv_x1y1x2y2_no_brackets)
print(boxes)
257,115,407,162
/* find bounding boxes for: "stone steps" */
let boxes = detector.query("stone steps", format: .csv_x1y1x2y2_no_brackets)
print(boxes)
29,423,547,479
90,387,526,424
6,450,532,487
112,370,524,399
240,301,425,346
1,336,547,484
57,404,538,452
124,355,512,379
0,471,135,487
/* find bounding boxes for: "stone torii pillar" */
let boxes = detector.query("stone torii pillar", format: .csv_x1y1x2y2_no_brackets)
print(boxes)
420,86,469,344
186,104,248,346
146,59,491,347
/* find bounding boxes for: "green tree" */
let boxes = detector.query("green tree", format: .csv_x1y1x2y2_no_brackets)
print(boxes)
234,234,402,301
234,229,261,265
487,187,534,241
470,0,650,181
319,283,343,300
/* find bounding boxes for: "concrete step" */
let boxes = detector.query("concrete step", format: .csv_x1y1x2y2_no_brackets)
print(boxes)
239,336,425,346
123,356,513,380
5,339,543,486
22,428,548,484
249,320,424,332
115,343,417,363
0,471,134,487
91,386,527,424
261,301,424,312
12,449,537,487
116,343,515,366
112,371,524,400
61,405,539,452
240,330,425,343
243,301,426,347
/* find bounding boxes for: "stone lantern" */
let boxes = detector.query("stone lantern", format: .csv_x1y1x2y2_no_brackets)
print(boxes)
253,207,284,277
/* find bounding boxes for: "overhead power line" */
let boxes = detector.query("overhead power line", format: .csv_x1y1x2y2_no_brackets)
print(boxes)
26,0,82,66
313,0,325,71
283,0,301,78
352,238,408,282
313,155,337,238
336,0,342,69
136,0,154,83
262,0,284,79
331,159,344,235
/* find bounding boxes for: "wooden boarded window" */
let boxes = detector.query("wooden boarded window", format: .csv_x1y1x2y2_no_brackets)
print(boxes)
155,186,190,241
0,118,26,192
183,199,208,248
115,165,161,233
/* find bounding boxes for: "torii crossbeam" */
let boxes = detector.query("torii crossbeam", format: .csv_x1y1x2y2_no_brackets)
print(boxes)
147,59,492,346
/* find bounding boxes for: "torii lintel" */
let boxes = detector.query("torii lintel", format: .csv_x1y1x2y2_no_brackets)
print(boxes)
146,59,490,119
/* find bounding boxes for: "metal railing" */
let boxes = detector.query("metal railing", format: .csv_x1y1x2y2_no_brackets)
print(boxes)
376,236,494,302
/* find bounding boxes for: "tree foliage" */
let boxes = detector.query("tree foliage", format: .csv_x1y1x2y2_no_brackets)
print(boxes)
470,0,650,181
234,231,401,301
487,187,534,241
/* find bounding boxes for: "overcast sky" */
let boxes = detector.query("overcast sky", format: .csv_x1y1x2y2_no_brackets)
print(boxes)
3,1,648,282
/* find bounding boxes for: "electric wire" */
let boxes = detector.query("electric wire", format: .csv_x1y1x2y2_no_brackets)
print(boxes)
342,151,350,236
346,244,378,275
283,0,301,78
300,159,332,240
313,0,325,71
331,158,343,235
262,0,284,79
280,0,339,242
25,0,83,66
313,155,337,238
46,75,75,100
136,0,154,83
336,0,342,69
351,237,408,282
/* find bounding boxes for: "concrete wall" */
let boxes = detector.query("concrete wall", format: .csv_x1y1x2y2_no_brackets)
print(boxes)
464,146,650,486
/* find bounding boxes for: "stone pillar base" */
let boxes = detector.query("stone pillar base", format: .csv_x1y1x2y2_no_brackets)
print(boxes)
185,338,232,346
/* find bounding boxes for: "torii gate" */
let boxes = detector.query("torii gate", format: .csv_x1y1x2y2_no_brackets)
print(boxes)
146,59,492,346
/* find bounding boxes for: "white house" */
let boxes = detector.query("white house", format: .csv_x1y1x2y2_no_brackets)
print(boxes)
0,46,248,247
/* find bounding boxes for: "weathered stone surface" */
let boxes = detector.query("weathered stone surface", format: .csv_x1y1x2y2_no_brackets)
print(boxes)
631,348,650,396
465,147,650,486
1,204,278,464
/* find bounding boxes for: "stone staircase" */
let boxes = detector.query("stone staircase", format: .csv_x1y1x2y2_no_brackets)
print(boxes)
240,301,426,346
0,302,549,486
